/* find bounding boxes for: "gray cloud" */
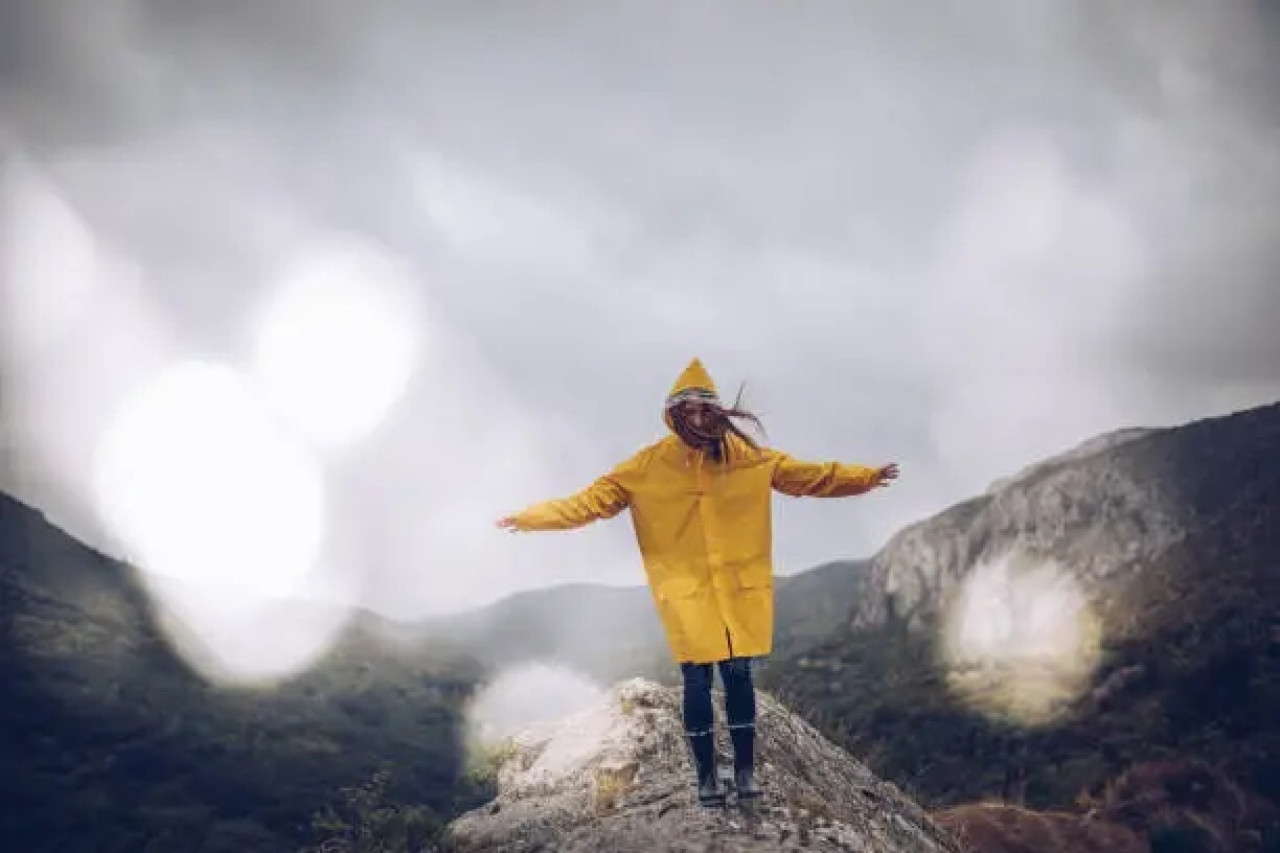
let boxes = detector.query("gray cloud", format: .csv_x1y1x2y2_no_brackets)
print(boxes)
3,0,1279,620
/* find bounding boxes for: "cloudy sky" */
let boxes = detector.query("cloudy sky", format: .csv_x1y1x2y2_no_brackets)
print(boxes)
3,0,1279,626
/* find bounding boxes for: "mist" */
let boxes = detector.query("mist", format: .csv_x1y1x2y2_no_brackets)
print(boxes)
3,0,1278,647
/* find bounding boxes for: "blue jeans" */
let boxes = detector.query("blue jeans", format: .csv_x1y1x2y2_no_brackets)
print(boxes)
681,656,759,791
679,657,757,737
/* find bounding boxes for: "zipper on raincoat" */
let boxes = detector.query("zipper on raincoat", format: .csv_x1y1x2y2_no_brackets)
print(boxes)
693,448,737,659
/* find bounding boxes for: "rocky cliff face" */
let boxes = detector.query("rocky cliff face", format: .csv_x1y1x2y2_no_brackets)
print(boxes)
445,678,960,853
851,401,1280,635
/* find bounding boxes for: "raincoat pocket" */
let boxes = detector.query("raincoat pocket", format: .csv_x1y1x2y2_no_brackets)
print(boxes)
653,575,716,661
656,575,703,601
722,562,775,661
734,562,774,590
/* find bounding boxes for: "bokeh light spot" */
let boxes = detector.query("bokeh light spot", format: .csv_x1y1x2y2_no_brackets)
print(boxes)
144,573,354,687
92,359,327,601
0,159,101,359
247,238,423,450
940,550,1102,727
466,661,605,746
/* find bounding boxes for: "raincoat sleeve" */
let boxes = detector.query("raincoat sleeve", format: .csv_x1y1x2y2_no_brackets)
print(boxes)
768,450,883,498
510,452,644,531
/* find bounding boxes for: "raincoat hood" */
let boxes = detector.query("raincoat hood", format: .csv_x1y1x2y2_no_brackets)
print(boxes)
663,357,720,433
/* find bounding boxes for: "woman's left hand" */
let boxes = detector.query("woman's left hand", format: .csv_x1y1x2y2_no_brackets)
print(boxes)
874,463,900,487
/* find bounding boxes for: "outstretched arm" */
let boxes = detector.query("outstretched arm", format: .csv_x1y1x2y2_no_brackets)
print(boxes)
768,450,899,498
497,450,649,532
497,474,629,531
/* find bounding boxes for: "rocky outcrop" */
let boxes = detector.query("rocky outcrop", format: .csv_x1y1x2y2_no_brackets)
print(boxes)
445,678,960,852
983,427,1156,494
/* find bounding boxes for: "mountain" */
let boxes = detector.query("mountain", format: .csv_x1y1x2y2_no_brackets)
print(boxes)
764,400,1280,819
442,677,961,852
412,582,674,686
0,491,492,852
409,558,872,687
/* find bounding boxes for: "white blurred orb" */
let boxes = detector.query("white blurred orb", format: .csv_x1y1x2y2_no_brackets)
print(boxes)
92,360,327,601
0,162,100,357
941,551,1102,726
468,662,605,744
247,239,423,450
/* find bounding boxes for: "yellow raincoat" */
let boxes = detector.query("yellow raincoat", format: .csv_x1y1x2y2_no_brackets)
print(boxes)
510,358,885,664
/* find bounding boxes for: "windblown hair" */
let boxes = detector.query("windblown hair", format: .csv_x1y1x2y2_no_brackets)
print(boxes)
668,383,766,463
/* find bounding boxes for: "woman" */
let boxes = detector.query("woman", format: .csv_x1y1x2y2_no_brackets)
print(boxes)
496,358,899,806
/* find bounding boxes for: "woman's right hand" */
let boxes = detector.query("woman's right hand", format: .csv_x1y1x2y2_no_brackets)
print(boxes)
495,516,520,532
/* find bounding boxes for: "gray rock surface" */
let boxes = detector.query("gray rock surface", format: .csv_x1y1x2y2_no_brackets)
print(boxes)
850,420,1211,634
445,678,960,852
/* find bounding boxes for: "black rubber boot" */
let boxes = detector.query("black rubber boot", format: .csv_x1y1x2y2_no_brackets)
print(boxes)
687,731,725,807
730,724,761,801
